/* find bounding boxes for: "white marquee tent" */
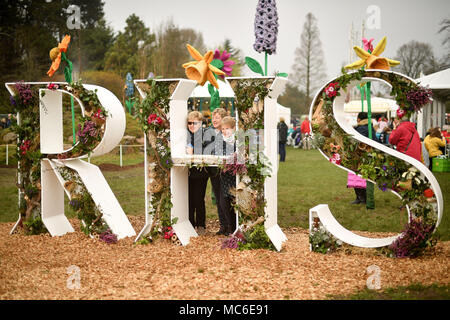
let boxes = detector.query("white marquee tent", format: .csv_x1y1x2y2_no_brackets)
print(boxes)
344,97,399,113
416,68,450,137
189,80,292,123
277,103,291,123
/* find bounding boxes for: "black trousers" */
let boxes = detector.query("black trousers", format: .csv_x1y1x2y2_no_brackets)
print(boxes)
188,173,208,228
354,188,366,203
208,167,226,231
220,172,237,233
279,142,286,162
429,157,435,171
219,193,236,233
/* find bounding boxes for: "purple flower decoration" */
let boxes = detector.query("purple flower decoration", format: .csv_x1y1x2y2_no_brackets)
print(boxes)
389,218,435,258
99,229,118,244
406,85,433,112
213,49,235,78
69,199,82,210
76,120,98,144
253,0,279,55
15,81,33,106
221,232,246,249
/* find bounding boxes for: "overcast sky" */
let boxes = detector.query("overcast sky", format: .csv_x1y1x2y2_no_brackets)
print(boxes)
103,0,449,80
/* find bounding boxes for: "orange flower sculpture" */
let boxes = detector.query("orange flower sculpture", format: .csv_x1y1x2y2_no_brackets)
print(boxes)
182,44,225,89
47,35,71,77
345,36,400,71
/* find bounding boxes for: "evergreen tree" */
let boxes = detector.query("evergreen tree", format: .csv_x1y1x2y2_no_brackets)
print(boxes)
104,14,155,78
278,83,310,117
0,0,108,112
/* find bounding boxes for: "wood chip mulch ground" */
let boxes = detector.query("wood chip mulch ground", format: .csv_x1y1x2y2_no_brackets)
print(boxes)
0,216,449,300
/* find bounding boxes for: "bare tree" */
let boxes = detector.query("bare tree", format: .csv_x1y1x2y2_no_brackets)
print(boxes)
438,18,450,45
291,13,327,101
150,19,206,78
394,41,438,78
438,18,450,63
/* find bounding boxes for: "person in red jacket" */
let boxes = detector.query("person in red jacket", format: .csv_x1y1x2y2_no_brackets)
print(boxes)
388,116,422,162
300,116,311,149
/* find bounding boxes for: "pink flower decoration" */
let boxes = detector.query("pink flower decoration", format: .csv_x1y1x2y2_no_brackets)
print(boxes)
330,153,341,165
325,82,340,98
147,114,157,124
47,83,59,90
20,140,31,155
362,38,374,52
93,108,105,120
396,108,406,119
213,49,235,78
164,226,174,239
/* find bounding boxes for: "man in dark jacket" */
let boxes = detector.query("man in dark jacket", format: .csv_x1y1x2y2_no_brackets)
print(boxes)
355,112,379,140
277,117,288,162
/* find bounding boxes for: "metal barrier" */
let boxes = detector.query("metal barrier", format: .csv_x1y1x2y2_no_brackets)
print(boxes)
1,144,14,165
117,144,144,167
1,144,144,167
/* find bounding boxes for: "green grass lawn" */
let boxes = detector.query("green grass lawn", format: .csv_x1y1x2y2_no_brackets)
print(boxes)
328,282,450,300
1,146,448,240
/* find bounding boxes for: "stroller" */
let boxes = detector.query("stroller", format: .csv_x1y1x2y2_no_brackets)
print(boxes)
292,130,302,148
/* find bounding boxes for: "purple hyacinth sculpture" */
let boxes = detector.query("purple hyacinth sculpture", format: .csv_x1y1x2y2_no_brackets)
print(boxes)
253,0,279,55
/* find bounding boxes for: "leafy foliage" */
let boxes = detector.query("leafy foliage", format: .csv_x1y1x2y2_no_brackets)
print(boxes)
9,80,109,236
134,78,177,242
238,224,276,251
310,69,438,257
245,57,265,76
59,167,106,236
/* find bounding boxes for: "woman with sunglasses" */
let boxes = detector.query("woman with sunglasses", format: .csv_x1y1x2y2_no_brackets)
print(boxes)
186,111,209,235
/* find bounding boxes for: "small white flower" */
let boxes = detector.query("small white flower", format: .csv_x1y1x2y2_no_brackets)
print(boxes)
241,175,251,184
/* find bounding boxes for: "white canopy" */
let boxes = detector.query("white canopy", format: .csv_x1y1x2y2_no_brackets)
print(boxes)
415,68,449,137
344,97,399,113
190,79,235,98
416,68,450,90
277,103,291,123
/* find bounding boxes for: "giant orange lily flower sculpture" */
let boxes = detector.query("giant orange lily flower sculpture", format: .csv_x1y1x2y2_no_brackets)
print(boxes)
345,36,400,70
182,44,225,89
47,35,71,77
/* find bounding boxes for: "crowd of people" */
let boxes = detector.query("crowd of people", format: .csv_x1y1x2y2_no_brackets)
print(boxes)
0,114,13,129
277,112,448,207
185,108,237,236
285,116,311,150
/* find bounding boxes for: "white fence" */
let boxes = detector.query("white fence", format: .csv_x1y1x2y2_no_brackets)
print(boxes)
1,144,13,165
1,144,144,167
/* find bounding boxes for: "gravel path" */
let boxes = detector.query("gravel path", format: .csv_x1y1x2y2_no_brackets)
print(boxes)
1,216,448,300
